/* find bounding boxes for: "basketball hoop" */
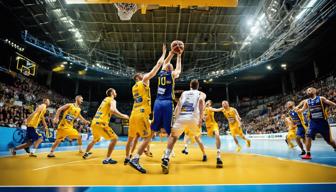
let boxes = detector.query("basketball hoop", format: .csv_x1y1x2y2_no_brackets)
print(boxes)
114,3,138,21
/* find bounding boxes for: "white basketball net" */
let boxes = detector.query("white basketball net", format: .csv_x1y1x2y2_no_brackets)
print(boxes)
114,3,138,21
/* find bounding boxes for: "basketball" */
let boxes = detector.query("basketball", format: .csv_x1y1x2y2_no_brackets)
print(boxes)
171,40,184,54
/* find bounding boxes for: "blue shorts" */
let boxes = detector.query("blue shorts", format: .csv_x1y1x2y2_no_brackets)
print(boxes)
25,127,42,143
307,119,331,141
151,99,174,135
296,125,306,138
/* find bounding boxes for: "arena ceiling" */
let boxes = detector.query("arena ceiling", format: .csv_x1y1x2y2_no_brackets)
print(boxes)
0,0,335,82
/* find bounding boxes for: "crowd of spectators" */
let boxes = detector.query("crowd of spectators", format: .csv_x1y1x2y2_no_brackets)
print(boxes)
1,72,336,136
241,76,336,134
0,74,90,133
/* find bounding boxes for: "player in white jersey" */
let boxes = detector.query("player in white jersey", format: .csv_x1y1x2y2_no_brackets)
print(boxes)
161,79,206,174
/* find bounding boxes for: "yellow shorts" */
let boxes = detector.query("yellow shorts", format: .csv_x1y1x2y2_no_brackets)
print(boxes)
91,121,118,142
56,128,79,141
287,130,296,140
129,112,151,138
206,123,219,137
185,126,201,138
229,123,244,137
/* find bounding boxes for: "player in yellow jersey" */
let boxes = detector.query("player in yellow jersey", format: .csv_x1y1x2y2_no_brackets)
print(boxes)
212,101,251,152
286,101,307,154
47,95,90,158
10,99,50,157
82,88,129,164
126,44,166,173
281,114,296,149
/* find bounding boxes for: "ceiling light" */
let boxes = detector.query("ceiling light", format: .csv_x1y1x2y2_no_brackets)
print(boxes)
266,65,272,70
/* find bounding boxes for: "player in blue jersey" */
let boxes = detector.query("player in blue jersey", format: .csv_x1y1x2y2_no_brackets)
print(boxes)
286,101,307,155
151,42,183,135
296,87,336,159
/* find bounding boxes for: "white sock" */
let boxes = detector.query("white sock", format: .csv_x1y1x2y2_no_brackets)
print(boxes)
164,149,172,159
133,154,140,159
105,157,111,161
31,148,37,154
184,144,188,148
78,145,82,151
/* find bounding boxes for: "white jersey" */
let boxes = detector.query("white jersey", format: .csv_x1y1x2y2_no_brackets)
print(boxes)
178,89,201,120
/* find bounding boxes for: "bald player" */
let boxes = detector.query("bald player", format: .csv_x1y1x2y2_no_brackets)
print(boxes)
151,43,183,138
212,101,251,152
10,98,50,157
296,87,336,159
47,95,90,158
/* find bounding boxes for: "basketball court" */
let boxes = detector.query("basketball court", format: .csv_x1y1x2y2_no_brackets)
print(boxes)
0,137,335,191
1,0,336,191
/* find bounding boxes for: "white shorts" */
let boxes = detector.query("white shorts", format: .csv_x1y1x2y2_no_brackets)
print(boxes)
172,116,200,137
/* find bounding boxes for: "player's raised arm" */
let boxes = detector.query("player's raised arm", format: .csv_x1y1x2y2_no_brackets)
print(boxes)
296,100,308,113
53,104,71,124
172,53,182,79
143,44,167,84
110,100,129,120
321,96,336,107
162,50,175,70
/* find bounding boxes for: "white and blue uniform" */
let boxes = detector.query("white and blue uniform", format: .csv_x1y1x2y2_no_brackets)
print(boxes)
307,96,331,141
151,70,175,134
172,89,201,137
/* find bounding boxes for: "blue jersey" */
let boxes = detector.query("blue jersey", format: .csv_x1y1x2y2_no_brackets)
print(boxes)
288,110,304,127
156,70,174,100
307,96,326,120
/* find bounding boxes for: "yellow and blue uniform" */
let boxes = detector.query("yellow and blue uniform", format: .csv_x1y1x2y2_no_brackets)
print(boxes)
307,96,331,141
56,104,81,141
151,70,175,134
222,107,243,137
129,81,151,138
91,97,118,142
285,117,297,141
204,107,219,137
26,104,46,142
288,110,307,138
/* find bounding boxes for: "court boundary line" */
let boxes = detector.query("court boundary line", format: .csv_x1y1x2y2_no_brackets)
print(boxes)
0,182,336,188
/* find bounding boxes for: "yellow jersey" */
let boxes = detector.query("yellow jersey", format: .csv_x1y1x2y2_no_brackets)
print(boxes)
132,81,151,114
204,107,216,125
93,97,112,124
58,104,81,129
27,104,47,128
285,117,296,131
223,107,238,125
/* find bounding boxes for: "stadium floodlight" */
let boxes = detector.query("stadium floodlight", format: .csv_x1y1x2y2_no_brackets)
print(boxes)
294,0,318,22
67,73,70,77
266,65,272,70
281,63,287,68
209,79,213,82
